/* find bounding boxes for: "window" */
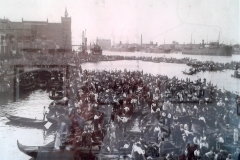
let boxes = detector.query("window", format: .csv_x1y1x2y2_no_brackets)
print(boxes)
1,46,5,53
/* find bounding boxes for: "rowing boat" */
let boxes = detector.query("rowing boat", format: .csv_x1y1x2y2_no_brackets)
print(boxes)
5,113,48,126
17,140,74,159
46,114,60,125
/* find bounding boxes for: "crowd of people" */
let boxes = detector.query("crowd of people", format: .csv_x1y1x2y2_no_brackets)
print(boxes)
46,61,240,159
7,52,240,71
2,51,240,159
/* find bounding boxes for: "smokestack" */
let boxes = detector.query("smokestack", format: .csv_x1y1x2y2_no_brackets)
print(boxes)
202,39,204,45
82,31,85,44
141,34,142,45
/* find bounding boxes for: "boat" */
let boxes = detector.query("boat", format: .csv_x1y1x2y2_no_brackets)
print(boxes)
49,90,64,100
18,70,38,91
46,114,60,125
49,95,64,101
147,48,171,53
17,140,74,159
231,70,240,78
182,42,233,56
36,70,51,88
109,45,136,52
5,113,48,126
90,44,102,55
19,78,36,91
182,69,197,75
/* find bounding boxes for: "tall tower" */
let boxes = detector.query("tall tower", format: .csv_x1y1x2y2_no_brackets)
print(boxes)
61,7,72,51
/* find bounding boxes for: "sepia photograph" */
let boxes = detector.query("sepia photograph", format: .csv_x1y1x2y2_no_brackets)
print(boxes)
0,0,240,159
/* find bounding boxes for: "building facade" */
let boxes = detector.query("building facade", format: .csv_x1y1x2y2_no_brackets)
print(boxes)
96,38,111,50
0,9,71,54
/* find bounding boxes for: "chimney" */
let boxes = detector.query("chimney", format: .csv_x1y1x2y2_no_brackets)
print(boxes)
141,34,142,45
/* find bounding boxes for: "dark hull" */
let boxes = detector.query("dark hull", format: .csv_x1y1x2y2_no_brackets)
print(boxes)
37,82,47,88
182,46,233,56
17,140,74,159
231,74,240,78
149,49,171,53
46,114,59,125
19,82,36,91
49,95,63,100
109,47,135,52
5,114,47,126
182,71,196,75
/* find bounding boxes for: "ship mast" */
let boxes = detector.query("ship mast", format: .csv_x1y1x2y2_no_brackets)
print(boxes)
218,31,220,45
191,33,192,44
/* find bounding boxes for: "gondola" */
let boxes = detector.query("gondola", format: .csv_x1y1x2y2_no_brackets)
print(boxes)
19,81,36,90
17,140,41,158
17,140,74,159
49,91,64,100
5,121,46,130
231,72,240,78
5,113,48,126
49,95,64,100
182,70,196,75
19,72,38,91
38,81,48,88
46,114,60,125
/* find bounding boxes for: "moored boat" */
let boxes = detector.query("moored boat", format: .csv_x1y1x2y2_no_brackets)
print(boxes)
17,140,74,159
109,45,136,52
231,70,240,78
90,44,102,55
46,114,60,125
49,90,64,100
5,113,48,126
149,48,171,54
182,69,197,75
182,42,233,56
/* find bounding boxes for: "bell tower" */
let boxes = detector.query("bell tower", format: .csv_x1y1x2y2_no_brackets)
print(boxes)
65,7,68,17
61,7,72,51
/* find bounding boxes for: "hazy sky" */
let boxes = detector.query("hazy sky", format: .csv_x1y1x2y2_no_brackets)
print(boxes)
0,0,239,45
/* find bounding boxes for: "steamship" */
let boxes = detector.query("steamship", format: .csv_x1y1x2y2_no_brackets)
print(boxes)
182,40,233,56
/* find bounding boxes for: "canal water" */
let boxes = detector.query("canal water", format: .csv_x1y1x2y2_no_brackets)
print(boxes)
103,51,240,63
1,52,240,159
0,90,54,160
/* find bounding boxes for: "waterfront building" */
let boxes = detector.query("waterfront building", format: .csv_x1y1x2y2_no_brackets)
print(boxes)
96,38,111,50
0,8,71,54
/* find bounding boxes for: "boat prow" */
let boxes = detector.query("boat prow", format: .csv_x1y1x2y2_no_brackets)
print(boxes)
17,140,39,158
46,114,60,125
17,140,74,159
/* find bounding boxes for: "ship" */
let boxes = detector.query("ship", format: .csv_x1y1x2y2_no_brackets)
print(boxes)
90,44,102,55
109,43,136,52
146,48,171,54
233,44,240,55
182,41,233,56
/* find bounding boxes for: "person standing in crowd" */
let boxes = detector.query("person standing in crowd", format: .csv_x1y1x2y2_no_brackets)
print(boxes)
194,147,201,160
43,106,47,121
233,148,240,160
